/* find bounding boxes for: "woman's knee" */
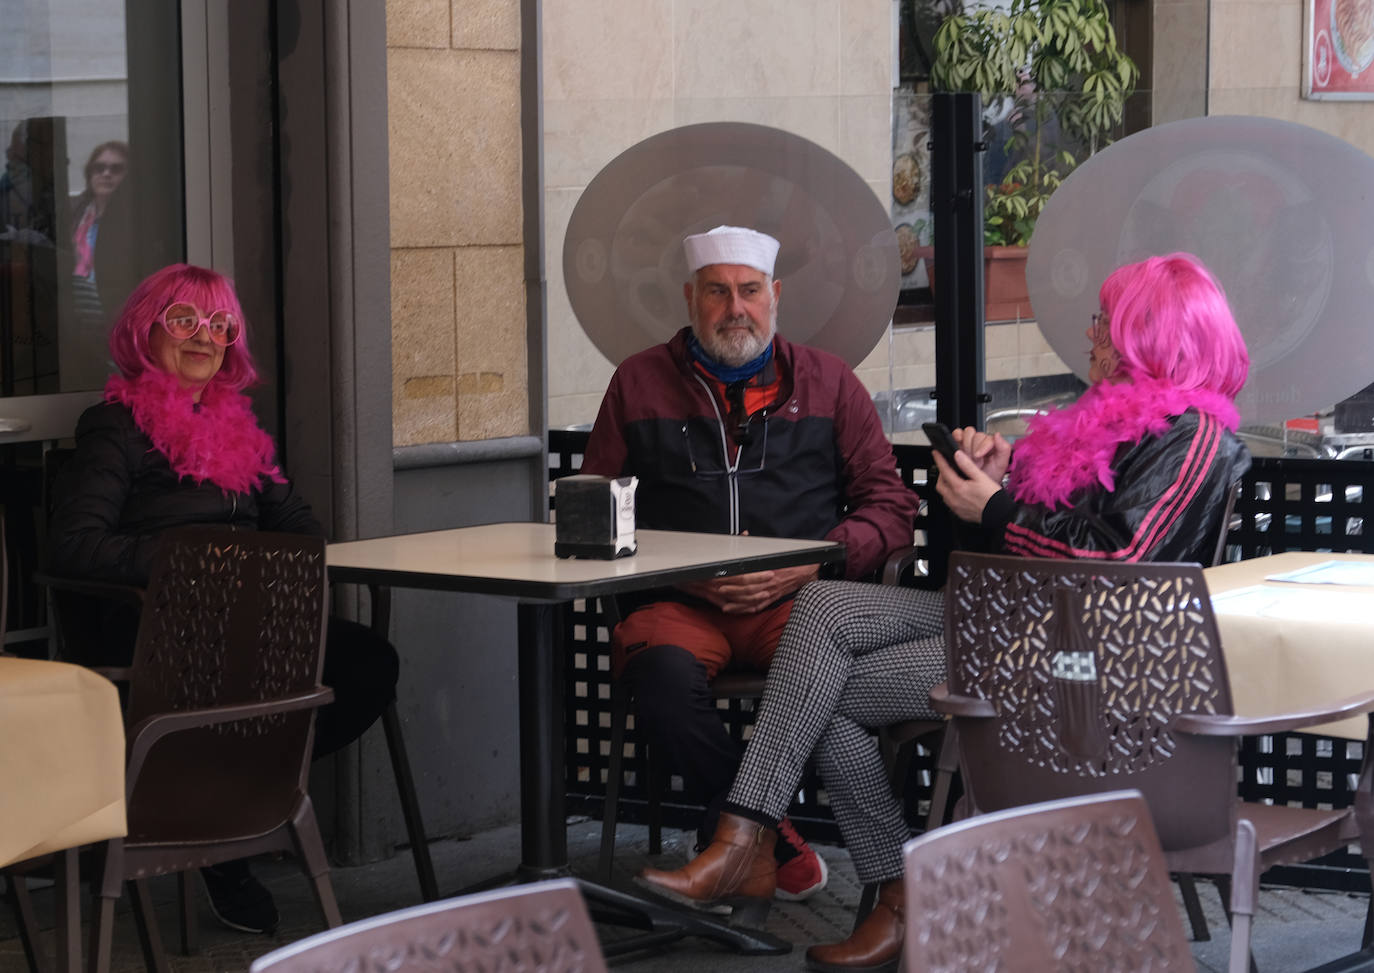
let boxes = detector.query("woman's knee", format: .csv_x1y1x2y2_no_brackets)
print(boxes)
789,579,870,636
323,615,400,699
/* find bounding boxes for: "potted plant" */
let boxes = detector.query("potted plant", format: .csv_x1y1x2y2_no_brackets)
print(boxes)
930,0,1139,318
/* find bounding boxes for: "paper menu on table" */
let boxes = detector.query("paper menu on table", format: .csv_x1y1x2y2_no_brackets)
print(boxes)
1211,583,1372,622
1264,560,1374,586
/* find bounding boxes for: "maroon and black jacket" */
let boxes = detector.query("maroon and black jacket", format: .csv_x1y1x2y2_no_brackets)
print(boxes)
581,328,919,581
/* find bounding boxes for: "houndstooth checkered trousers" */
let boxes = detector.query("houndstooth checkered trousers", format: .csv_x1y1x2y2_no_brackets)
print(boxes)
727,580,947,883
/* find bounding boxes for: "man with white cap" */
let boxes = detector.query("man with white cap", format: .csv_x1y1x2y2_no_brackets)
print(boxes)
581,225,918,904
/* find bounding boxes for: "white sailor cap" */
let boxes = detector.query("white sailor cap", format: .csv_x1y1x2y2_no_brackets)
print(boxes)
682,225,780,277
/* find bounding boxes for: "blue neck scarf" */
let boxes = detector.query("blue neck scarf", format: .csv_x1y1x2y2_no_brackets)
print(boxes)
686,331,774,385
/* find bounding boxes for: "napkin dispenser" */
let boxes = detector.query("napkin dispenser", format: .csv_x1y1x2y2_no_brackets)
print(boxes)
554,474,638,559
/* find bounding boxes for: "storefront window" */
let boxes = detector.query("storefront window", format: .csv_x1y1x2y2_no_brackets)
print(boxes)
2,0,185,654
0,0,183,404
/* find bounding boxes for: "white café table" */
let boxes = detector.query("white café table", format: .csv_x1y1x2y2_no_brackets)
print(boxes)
327,522,843,955
0,656,126,972
1205,551,1374,740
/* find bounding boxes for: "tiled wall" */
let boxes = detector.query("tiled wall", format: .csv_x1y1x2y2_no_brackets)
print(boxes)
386,0,528,447
542,0,899,429
851,321,1068,418
1153,0,1209,122
1208,0,1374,164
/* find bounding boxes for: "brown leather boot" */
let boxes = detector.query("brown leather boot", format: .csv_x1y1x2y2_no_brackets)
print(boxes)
804,878,904,973
634,812,777,925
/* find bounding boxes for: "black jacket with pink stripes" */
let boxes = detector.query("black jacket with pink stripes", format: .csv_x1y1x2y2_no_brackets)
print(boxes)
980,409,1250,564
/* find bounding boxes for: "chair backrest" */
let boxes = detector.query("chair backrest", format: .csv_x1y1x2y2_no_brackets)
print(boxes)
123,525,328,842
248,878,607,973
41,445,146,667
1208,476,1242,567
891,442,953,588
903,790,1196,973
943,551,1238,861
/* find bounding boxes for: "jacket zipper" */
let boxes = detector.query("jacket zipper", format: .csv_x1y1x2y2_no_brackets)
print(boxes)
691,370,741,534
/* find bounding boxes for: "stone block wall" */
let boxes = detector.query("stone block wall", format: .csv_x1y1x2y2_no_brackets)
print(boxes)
387,0,528,446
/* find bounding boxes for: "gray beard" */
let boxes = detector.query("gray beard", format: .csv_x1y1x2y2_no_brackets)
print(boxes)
697,318,774,368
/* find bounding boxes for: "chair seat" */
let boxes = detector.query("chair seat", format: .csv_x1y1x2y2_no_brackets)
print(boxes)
880,718,945,747
1245,801,1355,866
708,671,766,698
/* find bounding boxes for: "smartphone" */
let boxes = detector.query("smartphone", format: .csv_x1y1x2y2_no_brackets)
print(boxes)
922,422,969,478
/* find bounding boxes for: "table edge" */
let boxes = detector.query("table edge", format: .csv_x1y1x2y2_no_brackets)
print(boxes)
327,543,846,601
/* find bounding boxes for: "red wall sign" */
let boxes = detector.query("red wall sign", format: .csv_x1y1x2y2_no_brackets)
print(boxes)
1305,0,1374,99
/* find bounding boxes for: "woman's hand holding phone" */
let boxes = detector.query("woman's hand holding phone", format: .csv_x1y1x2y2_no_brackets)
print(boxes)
921,422,967,478
952,426,1013,481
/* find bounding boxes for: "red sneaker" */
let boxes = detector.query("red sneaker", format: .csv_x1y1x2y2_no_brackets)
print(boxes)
774,817,829,901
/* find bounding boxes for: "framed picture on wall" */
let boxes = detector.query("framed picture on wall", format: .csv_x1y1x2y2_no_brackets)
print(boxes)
1304,0,1374,99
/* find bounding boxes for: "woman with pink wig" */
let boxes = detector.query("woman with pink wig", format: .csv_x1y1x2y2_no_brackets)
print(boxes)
48,263,399,937
634,253,1251,973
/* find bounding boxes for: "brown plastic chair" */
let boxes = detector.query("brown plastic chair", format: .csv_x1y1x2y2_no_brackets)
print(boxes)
248,878,607,973
88,525,342,973
902,789,1259,973
37,444,438,907
930,551,1374,960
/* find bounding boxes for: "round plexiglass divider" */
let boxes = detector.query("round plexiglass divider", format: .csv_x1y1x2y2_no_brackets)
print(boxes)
1027,114,1374,424
563,121,901,368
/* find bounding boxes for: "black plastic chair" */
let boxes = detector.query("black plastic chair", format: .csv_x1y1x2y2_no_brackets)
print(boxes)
592,441,954,893
1,517,50,973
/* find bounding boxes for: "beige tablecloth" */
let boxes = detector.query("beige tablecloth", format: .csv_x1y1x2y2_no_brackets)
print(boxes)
0,657,126,867
1206,551,1374,741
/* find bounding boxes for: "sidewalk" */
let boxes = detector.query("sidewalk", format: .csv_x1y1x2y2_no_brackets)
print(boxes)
2,816,1370,971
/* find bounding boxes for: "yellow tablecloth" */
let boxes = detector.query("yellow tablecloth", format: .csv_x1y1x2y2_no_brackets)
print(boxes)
1206,551,1374,741
0,657,126,867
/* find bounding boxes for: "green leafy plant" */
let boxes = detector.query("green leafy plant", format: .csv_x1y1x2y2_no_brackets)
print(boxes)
931,0,1139,246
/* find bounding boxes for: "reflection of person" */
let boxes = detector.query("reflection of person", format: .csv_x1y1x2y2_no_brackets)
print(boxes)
580,225,919,902
48,263,400,937
69,142,128,296
637,252,1252,972
1,117,63,394
64,141,130,387
0,119,58,244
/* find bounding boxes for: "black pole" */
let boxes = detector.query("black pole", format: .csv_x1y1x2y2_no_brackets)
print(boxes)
930,92,987,431
517,600,568,878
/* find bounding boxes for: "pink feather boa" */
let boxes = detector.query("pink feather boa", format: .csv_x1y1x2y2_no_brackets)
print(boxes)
105,370,284,494
1006,377,1239,510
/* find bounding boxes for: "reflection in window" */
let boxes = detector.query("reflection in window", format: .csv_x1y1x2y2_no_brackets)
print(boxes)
0,0,182,397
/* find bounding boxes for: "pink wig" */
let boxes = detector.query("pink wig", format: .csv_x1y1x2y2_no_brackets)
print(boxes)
108,263,260,393
1097,252,1249,399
